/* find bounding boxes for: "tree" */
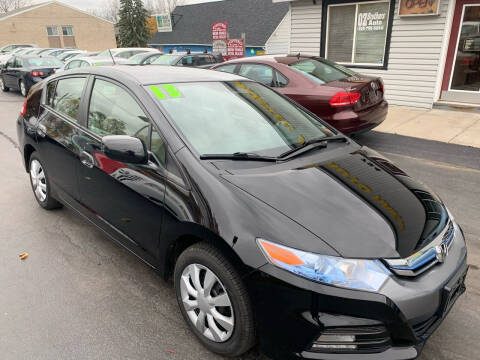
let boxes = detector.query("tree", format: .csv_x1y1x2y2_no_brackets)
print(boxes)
0,0,30,14
118,0,150,47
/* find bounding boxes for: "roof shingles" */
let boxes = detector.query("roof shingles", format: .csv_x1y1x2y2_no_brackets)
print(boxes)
149,0,289,47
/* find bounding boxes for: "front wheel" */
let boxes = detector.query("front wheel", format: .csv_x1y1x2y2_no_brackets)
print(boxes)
0,77,9,92
29,152,62,210
174,242,255,357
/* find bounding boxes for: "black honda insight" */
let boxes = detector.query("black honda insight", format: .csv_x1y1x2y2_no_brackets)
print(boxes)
16,66,468,359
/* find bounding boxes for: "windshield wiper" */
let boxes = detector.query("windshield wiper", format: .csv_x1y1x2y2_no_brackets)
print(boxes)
279,135,349,160
200,152,278,162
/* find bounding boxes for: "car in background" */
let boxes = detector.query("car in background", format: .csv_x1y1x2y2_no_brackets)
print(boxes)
127,51,163,65
28,48,54,55
0,47,34,66
57,50,87,62
96,47,154,60
151,52,223,69
56,57,130,73
213,54,387,135
44,48,76,57
0,55,62,96
0,44,36,54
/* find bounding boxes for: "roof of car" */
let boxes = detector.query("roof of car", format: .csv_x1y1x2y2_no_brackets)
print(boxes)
217,54,317,66
69,65,247,85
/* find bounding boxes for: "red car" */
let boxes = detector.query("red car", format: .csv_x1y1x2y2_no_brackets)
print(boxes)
212,54,387,135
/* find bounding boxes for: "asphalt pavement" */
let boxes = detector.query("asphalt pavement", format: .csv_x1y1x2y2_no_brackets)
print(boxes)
1,89,479,360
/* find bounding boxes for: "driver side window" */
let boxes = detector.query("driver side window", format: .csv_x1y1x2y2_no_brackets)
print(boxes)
6,58,15,68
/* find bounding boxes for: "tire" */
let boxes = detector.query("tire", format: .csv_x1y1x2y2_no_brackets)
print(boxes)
20,80,27,97
29,152,62,210
0,77,9,92
174,242,255,357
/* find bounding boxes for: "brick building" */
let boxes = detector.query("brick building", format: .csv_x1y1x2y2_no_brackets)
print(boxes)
0,1,116,51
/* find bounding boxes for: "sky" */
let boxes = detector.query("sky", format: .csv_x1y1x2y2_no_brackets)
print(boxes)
32,0,223,11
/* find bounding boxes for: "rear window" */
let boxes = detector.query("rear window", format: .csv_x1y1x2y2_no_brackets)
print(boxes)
289,59,356,84
24,57,63,68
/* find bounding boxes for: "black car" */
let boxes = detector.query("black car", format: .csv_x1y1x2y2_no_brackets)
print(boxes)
1,55,63,96
151,52,224,68
16,66,468,360
127,51,163,65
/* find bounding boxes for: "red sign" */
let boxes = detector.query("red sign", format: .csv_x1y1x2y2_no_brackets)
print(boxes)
227,39,244,60
212,22,228,40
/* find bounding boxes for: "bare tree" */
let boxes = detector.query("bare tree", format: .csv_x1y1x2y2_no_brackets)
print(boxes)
87,0,121,23
0,0,30,14
146,0,184,14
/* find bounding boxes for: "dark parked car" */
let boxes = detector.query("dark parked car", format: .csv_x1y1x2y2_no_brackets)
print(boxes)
127,51,163,65
151,52,224,68
0,55,63,96
17,66,467,360
213,54,388,135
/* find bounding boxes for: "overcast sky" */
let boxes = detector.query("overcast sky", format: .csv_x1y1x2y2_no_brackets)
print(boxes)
33,0,223,11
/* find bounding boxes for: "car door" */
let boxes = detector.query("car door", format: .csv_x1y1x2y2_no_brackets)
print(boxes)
3,57,18,88
75,77,166,257
35,76,88,202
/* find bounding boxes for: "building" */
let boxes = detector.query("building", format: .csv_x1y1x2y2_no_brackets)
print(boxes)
274,0,480,108
149,0,290,57
0,1,116,51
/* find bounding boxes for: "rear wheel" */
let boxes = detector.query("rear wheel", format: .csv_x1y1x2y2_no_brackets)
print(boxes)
20,80,27,97
174,242,255,357
0,77,9,92
29,152,61,210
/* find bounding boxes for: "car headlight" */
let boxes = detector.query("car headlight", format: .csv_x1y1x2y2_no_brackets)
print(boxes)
257,239,391,292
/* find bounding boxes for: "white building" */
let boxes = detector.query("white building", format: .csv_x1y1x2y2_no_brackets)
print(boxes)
273,0,480,108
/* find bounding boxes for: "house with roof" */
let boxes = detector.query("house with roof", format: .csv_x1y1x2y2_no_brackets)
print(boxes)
0,1,116,51
148,0,290,56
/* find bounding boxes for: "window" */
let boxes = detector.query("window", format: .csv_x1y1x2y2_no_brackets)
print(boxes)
88,79,151,141
62,26,74,36
5,58,15,68
276,71,289,87
66,60,80,70
180,56,194,66
80,61,90,68
46,81,57,107
289,59,355,84
144,54,160,64
239,64,275,87
46,26,58,36
151,128,166,165
326,1,390,66
14,57,22,68
52,77,86,121
216,64,237,74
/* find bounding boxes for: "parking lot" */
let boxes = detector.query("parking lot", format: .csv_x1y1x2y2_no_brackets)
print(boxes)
1,88,479,359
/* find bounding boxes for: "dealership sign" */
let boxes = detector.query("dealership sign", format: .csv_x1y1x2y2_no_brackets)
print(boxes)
227,39,244,59
212,22,228,40
357,11,387,32
155,13,172,32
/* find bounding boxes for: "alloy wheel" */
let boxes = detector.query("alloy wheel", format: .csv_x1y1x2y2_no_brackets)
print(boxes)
20,81,26,96
180,263,235,343
0,78,4,91
30,159,47,202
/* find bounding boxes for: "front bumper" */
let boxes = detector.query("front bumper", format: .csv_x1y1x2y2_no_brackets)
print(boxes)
248,224,468,360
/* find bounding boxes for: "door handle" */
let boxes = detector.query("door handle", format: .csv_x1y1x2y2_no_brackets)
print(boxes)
80,151,95,169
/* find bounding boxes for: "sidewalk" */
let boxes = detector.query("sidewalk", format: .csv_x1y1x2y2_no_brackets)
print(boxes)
375,105,480,149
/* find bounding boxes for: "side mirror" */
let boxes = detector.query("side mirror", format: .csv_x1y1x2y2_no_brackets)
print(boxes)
102,135,148,164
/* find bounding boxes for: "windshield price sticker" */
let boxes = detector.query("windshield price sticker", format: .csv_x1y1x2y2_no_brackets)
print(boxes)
150,84,183,100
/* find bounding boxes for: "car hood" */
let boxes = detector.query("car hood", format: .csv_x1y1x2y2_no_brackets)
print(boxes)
220,147,448,259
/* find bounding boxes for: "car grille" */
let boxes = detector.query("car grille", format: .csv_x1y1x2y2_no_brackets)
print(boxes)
384,221,455,277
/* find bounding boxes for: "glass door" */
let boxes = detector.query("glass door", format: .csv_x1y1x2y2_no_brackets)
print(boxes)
449,5,480,95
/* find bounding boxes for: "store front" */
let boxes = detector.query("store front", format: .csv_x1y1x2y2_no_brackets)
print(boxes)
441,0,480,103
275,0,480,108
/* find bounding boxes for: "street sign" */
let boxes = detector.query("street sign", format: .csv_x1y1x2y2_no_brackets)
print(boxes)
155,13,172,32
227,39,245,59
212,22,228,40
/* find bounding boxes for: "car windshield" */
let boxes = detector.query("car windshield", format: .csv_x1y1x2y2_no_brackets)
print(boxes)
289,59,356,84
151,55,180,65
147,81,333,156
129,53,149,64
24,57,63,67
